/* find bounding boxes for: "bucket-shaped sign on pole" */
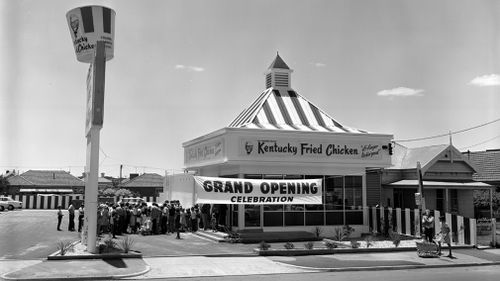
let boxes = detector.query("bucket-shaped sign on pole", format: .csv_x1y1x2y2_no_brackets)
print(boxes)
66,6,115,63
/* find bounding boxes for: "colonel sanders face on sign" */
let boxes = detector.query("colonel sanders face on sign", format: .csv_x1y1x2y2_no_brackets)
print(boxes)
245,142,253,155
69,14,80,38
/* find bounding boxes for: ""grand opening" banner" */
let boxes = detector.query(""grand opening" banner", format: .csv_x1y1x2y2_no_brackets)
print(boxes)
194,176,322,205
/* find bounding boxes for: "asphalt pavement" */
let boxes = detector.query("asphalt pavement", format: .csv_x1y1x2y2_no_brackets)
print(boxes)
1,230,500,280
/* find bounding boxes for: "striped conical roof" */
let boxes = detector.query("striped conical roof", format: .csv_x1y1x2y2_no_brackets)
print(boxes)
228,88,367,133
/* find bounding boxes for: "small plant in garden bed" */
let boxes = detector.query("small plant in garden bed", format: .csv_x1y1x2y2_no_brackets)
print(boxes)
389,231,401,248
119,235,135,253
304,241,314,250
284,242,295,250
98,236,120,254
350,240,360,249
313,226,323,239
333,225,355,241
56,240,74,256
364,235,373,248
259,241,270,251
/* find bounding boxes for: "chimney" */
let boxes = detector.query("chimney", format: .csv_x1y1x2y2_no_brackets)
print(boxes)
101,172,105,178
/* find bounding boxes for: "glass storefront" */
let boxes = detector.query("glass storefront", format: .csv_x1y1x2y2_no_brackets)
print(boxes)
236,174,364,228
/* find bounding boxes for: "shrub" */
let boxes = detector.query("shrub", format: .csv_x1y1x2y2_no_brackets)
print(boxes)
259,241,270,251
364,235,373,248
304,241,314,250
284,242,295,250
98,236,119,253
324,241,338,250
119,235,135,253
313,226,323,239
56,240,74,256
350,240,360,249
389,231,401,247
333,225,355,241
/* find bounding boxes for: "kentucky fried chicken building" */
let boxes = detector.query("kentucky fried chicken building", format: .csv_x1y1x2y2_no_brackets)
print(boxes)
181,54,393,235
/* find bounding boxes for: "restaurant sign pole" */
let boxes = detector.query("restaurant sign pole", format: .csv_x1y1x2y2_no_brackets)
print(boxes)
66,6,115,253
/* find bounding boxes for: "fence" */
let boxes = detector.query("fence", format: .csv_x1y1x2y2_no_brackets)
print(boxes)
368,206,478,246
6,194,159,210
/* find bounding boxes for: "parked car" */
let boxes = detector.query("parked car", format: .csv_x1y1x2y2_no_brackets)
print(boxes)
0,196,23,210
117,197,145,206
0,201,7,211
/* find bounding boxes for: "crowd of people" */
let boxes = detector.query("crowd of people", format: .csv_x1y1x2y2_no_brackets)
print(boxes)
60,201,222,239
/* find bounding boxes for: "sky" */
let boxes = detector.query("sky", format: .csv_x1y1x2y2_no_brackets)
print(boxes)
1,0,499,178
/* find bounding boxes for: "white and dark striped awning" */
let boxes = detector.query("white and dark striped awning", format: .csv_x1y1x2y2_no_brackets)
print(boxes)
229,88,367,133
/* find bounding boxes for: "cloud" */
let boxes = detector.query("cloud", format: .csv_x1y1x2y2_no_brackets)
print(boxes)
377,87,424,97
175,65,205,72
314,62,326,67
468,74,500,87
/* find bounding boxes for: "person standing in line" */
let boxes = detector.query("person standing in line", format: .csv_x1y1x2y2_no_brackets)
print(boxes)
160,205,168,234
57,206,64,231
211,212,217,232
422,209,434,242
68,203,75,231
101,204,110,234
151,203,161,234
109,206,117,238
168,204,176,233
174,207,181,239
78,204,85,232
190,207,198,232
201,204,210,231
436,216,455,258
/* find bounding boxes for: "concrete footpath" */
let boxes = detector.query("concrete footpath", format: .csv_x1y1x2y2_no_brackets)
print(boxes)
1,248,500,280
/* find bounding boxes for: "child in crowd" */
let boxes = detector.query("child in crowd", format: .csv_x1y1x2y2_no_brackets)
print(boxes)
211,212,217,232
436,216,455,258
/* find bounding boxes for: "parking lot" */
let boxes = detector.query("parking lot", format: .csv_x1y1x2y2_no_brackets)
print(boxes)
0,209,258,259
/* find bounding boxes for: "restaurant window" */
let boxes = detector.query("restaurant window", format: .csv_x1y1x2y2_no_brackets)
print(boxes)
305,175,324,211
263,174,283,226
325,176,343,210
244,174,262,227
344,176,363,210
284,175,305,212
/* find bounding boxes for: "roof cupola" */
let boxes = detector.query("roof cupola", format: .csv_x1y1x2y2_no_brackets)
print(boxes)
265,52,293,89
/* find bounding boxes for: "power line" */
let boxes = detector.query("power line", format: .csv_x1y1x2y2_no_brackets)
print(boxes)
459,134,500,150
394,116,500,143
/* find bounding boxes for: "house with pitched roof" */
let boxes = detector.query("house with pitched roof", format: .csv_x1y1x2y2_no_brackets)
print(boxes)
463,149,500,188
6,170,85,194
118,173,164,198
366,143,494,218
179,54,394,234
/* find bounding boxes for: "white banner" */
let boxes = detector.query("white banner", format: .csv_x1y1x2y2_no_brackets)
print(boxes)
194,176,322,205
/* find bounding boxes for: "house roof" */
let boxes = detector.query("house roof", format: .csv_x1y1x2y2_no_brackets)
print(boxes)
119,173,164,188
8,170,85,187
386,179,493,189
268,53,290,70
228,88,368,133
390,143,449,170
463,149,500,183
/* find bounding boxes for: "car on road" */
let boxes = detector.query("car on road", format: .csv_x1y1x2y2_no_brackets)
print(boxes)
0,196,23,210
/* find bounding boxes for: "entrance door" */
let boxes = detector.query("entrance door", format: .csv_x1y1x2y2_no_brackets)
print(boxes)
244,204,261,227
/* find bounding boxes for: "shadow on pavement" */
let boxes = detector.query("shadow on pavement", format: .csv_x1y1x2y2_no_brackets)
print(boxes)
103,258,127,268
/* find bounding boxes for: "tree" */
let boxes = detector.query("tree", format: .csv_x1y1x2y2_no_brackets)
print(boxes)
473,190,499,209
0,176,9,194
98,187,135,198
